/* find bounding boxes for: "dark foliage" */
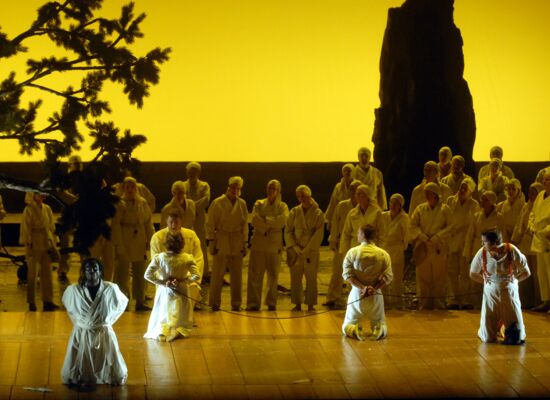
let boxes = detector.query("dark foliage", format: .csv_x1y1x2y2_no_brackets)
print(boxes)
0,0,170,253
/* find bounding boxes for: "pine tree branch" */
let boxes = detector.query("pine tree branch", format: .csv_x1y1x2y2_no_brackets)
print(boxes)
27,83,86,102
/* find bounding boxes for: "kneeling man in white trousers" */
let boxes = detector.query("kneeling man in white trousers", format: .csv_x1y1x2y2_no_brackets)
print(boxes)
342,224,393,341
470,228,530,345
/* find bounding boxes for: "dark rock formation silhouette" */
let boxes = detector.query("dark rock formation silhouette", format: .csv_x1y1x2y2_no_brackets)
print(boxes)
373,0,476,207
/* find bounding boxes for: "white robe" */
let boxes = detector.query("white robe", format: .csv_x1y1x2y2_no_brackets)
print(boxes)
61,281,128,385
144,252,200,339
470,244,529,342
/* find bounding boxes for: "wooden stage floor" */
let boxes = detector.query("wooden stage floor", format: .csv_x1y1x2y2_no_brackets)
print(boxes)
1,309,550,399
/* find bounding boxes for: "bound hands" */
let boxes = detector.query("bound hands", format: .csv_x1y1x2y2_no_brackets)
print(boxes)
360,285,376,298
166,277,179,289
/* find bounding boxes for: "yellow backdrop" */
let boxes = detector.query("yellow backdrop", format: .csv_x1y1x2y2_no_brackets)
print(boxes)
1,0,549,162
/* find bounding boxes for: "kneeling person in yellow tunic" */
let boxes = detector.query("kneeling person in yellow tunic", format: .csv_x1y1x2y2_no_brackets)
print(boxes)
342,224,393,341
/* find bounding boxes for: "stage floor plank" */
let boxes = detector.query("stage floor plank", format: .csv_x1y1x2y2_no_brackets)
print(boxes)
0,310,549,399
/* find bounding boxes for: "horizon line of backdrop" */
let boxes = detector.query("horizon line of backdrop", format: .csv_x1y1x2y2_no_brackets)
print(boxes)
1,0,549,162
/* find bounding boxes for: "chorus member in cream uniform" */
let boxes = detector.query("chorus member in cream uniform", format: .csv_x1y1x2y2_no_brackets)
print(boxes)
478,158,509,203
183,162,211,279
340,185,383,255
438,146,453,179
441,155,473,195
380,193,410,309
477,146,515,182
160,181,195,230
285,185,324,311
352,147,387,210
513,182,544,309
113,169,156,213
410,182,453,310
445,178,480,309
464,191,505,262
497,179,525,242
246,180,289,311
111,177,154,311
324,180,361,309
325,164,354,230
206,176,248,311
20,193,59,312
342,224,393,341
529,168,550,312
409,161,452,215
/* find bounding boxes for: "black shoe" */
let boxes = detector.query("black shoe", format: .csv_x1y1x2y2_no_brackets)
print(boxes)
135,303,151,312
43,302,60,311
267,305,276,311
446,304,460,310
246,306,260,311
531,302,550,312
291,304,302,311
29,303,37,312
323,301,338,310
211,305,220,312
231,306,242,311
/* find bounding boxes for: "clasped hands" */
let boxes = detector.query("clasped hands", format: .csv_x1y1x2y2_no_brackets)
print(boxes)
360,285,376,298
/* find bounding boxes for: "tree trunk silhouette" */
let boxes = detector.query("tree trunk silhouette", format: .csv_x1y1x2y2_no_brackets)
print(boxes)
373,0,476,207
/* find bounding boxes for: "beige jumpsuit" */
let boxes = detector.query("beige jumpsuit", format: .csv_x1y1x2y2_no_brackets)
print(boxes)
446,195,480,307
513,200,540,308
183,179,210,277
352,165,388,210
529,191,550,303
441,173,474,195
285,203,324,306
380,210,410,308
112,197,154,305
410,201,453,310
409,180,452,216
206,194,248,309
326,199,354,304
339,204,383,255
325,179,351,229
246,198,289,309
19,201,56,305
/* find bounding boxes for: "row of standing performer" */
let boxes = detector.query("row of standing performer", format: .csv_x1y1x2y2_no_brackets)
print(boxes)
12,146,550,320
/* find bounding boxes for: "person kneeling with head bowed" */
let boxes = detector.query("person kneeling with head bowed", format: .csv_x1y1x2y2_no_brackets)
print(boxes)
144,231,200,342
61,258,128,390
469,228,531,345
342,224,393,341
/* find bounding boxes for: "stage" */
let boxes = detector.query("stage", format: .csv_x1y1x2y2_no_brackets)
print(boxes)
1,309,550,399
